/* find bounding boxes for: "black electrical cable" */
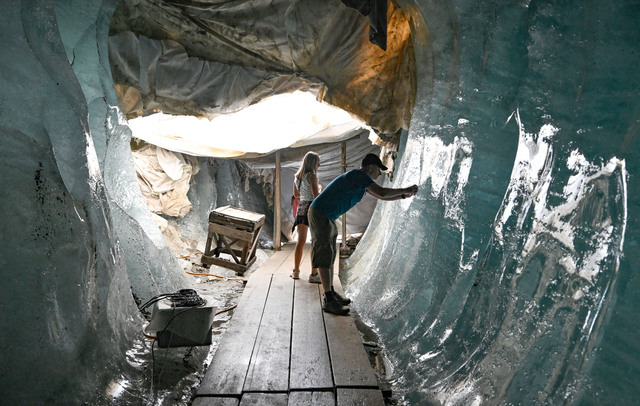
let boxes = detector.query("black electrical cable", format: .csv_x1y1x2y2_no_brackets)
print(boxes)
139,289,206,311
139,294,175,311
169,289,206,308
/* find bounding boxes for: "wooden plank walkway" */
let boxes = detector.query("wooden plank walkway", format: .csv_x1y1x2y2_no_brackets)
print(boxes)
193,243,384,406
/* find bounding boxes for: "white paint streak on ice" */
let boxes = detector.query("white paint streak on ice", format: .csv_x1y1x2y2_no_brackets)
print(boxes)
495,111,627,284
495,110,556,244
439,328,453,345
414,135,472,228
524,153,626,283
419,350,441,362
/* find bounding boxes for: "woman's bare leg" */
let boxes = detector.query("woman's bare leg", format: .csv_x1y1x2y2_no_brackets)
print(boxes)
293,224,308,271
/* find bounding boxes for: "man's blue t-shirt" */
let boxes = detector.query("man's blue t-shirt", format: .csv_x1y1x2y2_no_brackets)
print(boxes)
310,169,374,221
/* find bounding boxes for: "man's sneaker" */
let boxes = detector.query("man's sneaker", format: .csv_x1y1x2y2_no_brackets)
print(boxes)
332,287,351,306
308,273,321,284
323,292,350,316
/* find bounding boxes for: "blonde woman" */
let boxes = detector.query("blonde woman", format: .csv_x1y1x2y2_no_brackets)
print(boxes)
291,151,321,282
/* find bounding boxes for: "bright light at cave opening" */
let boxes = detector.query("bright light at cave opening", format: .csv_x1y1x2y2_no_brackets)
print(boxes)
127,91,372,158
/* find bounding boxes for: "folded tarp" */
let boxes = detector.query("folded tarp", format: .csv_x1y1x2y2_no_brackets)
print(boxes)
132,143,200,218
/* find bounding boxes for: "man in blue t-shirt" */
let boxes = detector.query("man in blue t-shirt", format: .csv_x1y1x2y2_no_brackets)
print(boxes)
308,153,419,315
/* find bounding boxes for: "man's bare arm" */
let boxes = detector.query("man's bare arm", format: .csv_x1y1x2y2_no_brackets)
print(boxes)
366,182,418,200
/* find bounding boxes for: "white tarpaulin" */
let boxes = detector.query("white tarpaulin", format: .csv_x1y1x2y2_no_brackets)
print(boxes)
109,0,416,135
127,91,372,158
132,143,200,217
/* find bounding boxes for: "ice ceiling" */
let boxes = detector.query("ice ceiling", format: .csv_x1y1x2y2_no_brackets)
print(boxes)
1,0,639,405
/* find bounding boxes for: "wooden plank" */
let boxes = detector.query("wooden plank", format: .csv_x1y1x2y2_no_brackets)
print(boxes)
191,397,239,406
336,388,385,406
239,393,288,406
197,261,278,395
290,281,333,389
323,253,379,388
242,271,294,391
288,391,335,405
247,224,264,263
251,244,294,276
278,243,303,280
201,255,248,273
210,206,266,230
199,243,382,403
290,245,333,390
209,223,254,242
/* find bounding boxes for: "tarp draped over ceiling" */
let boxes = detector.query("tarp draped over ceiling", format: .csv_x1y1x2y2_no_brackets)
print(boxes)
109,0,416,135
126,91,375,159
340,0,390,51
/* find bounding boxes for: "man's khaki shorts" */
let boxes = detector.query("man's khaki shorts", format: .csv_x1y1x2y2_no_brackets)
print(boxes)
308,206,338,269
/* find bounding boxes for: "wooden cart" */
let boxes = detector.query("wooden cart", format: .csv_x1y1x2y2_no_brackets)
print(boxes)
201,206,266,275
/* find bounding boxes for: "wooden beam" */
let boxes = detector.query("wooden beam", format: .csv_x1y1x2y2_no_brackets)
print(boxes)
274,150,282,250
243,272,293,392
290,245,333,390
209,223,254,242
324,248,379,389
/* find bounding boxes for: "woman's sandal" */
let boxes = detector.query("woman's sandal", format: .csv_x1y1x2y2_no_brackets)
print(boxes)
290,270,300,279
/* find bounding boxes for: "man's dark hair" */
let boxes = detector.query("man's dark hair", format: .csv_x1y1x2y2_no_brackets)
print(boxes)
361,153,388,171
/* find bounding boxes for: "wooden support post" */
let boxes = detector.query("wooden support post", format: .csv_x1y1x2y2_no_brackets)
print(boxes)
274,150,282,251
341,141,347,248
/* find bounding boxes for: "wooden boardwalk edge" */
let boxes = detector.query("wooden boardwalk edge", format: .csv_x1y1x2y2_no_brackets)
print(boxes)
195,243,384,405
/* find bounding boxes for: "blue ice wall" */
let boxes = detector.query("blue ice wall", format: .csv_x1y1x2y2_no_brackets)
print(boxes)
53,0,192,305
1,0,638,404
0,0,141,403
345,0,640,404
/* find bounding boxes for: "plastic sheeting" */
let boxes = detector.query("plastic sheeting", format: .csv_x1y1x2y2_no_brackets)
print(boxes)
245,131,383,236
341,0,389,50
109,0,416,134
132,141,200,217
126,91,372,158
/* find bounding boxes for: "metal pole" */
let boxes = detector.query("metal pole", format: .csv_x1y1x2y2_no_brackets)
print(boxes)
273,150,281,251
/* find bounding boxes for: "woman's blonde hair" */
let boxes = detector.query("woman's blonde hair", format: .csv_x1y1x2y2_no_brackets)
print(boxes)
295,151,320,181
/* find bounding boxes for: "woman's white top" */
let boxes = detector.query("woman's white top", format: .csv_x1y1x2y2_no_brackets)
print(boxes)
297,173,315,201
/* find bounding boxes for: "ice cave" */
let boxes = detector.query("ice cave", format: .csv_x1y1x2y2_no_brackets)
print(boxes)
1,0,638,404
